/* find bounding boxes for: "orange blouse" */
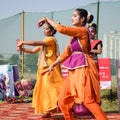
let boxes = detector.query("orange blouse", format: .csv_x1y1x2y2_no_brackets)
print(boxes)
56,24,90,61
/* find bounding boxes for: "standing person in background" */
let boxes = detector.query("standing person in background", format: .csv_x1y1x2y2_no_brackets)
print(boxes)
16,21,63,118
88,23,103,69
38,8,108,120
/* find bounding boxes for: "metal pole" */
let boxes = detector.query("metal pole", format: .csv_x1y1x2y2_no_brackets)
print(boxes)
21,11,24,76
96,0,100,39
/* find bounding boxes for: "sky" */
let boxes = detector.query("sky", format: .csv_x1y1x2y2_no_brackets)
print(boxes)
0,0,117,20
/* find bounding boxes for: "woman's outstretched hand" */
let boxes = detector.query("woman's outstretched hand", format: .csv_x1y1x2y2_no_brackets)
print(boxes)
37,17,46,28
16,39,23,52
16,39,21,52
17,40,23,47
41,65,54,76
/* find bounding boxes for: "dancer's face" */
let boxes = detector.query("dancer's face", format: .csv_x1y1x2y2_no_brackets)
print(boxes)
43,23,53,36
89,27,96,39
71,11,81,27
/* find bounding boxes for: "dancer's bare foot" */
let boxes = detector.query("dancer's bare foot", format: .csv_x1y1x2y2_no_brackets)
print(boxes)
40,112,51,118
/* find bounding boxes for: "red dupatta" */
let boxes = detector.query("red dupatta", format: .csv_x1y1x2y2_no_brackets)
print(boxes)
91,39,102,49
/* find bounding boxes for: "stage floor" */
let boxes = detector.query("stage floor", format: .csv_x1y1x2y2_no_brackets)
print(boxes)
0,102,120,120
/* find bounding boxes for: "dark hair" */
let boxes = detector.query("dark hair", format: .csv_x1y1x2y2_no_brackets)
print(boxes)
45,21,57,35
87,14,94,23
89,23,97,32
91,23,97,29
75,8,94,25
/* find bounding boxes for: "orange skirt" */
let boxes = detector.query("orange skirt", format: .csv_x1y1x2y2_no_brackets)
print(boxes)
59,55,101,105
32,67,63,114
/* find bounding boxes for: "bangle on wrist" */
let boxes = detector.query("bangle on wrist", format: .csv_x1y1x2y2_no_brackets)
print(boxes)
50,65,54,71
51,64,54,67
53,22,58,30
51,66,54,71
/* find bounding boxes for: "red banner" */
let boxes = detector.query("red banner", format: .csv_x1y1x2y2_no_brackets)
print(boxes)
98,58,112,89
98,58,111,81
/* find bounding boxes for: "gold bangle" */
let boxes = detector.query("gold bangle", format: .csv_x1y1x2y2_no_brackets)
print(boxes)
49,65,54,71
51,66,54,71
53,23,57,30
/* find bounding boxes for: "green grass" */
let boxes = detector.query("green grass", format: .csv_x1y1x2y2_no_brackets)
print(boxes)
101,76,119,112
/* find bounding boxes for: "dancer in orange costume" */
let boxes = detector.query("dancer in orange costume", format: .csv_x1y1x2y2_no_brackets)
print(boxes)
16,22,63,118
38,8,108,120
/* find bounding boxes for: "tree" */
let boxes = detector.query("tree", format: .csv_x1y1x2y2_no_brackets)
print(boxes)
24,53,38,73
8,54,20,67
0,54,8,64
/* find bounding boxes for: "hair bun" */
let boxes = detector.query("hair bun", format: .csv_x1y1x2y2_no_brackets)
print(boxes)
87,12,94,23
